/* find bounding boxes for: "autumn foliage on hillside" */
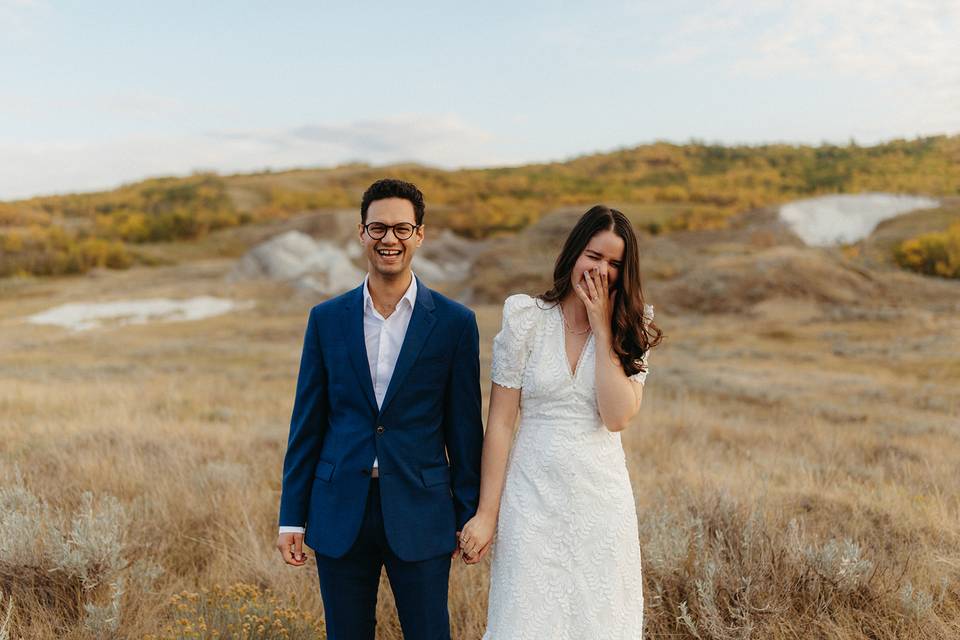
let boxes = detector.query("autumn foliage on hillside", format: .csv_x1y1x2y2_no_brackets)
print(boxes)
2,135,959,277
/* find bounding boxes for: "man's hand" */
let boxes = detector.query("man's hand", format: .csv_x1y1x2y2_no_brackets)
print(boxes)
277,532,307,566
462,541,491,565
451,530,463,560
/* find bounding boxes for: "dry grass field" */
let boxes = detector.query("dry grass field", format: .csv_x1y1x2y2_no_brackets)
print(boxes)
1,210,959,638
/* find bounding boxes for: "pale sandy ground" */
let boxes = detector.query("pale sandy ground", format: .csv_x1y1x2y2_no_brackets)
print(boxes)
0,252,958,638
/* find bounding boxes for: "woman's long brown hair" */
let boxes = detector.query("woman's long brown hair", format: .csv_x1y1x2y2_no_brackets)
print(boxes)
539,205,662,376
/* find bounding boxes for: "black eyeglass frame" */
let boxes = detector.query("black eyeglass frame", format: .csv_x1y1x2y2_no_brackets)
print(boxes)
362,222,422,240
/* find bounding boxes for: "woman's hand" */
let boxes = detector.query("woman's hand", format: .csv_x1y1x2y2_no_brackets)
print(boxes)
459,511,497,564
574,266,615,339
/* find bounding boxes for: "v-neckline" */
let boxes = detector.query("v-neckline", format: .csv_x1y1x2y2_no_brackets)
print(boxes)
557,305,592,381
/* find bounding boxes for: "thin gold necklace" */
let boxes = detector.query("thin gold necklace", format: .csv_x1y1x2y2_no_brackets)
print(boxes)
559,303,591,335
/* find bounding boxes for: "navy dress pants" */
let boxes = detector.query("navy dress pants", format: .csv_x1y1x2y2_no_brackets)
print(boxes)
315,479,452,640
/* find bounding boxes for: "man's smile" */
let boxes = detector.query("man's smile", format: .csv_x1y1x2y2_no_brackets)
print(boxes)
376,248,403,261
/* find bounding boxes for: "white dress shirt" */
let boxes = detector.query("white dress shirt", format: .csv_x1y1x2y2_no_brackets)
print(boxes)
363,272,418,436
280,274,418,537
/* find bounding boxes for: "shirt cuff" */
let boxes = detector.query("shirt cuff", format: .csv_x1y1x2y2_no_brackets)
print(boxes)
279,526,306,535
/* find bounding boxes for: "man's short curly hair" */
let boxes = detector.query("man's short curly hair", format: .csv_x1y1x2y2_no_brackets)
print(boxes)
360,178,426,224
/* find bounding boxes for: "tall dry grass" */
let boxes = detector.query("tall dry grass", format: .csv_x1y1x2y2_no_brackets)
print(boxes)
0,263,958,638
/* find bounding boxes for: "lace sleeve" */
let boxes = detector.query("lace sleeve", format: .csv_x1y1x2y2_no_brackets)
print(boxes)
629,304,654,385
491,294,539,389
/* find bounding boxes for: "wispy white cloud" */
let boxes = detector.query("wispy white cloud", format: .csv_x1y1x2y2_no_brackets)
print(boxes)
0,114,503,199
757,1,958,133
652,0,960,134
731,0,959,78
0,0,54,43
97,91,187,119
209,115,493,158
0,92,40,118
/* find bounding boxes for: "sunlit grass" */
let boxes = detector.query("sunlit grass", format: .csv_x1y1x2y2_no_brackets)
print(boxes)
0,259,958,638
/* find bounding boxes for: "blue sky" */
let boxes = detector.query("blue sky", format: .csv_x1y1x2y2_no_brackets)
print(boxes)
2,0,958,199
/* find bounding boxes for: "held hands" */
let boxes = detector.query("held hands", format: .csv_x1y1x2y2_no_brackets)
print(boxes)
277,532,307,566
457,511,496,565
277,524,491,566
573,266,615,339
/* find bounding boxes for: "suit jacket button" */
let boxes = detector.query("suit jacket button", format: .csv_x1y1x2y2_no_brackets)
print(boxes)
376,425,385,434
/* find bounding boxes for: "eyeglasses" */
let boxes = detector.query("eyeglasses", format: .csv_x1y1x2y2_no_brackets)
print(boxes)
362,222,421,240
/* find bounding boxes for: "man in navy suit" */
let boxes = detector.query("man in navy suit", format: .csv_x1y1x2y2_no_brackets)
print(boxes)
277,178,483,639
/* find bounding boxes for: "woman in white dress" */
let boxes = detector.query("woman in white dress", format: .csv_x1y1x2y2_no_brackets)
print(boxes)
458,205,662,639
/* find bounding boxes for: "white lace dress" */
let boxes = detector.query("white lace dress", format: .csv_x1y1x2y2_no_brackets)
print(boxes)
482,294,652,640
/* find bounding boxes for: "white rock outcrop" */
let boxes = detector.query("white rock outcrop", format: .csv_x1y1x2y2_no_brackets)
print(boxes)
779,193,938,246
229,230,364,296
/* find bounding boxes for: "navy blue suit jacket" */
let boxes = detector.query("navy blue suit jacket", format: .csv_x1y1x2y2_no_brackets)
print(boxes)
278,277,484,562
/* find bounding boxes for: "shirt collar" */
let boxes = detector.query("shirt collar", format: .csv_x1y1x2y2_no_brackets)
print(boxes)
362,272,418,313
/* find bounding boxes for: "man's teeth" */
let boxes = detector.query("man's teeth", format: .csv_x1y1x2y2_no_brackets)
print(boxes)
378,250,402,256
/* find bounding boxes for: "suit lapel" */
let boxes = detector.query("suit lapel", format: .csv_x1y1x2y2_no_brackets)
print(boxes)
379,279,437,415
342,286,378,412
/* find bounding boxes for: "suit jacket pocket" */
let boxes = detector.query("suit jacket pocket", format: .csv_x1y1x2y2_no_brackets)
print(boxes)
314,460,335,482
421,464,451,487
